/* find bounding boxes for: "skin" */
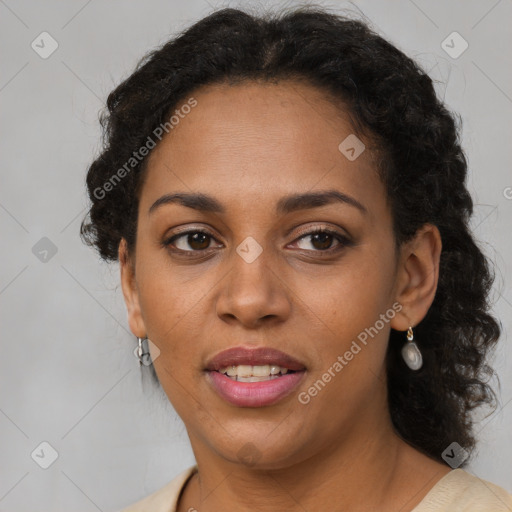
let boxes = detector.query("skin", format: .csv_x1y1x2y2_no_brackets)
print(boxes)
120,80,448,511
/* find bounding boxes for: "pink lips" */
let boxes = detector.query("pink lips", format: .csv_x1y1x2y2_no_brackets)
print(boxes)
205,347,306,408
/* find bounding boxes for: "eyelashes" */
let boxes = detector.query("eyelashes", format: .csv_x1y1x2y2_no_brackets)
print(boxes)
162,226,353,256
164,230,221,253
291,227,352,252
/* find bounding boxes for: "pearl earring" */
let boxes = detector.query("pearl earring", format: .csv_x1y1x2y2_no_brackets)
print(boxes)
401,326,423,370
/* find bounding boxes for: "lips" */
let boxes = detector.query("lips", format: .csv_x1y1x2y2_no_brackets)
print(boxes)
205,347,306,372
204,346,306,408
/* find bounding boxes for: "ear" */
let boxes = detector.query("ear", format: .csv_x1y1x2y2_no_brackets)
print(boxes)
390,224,442,331
119,238,147,337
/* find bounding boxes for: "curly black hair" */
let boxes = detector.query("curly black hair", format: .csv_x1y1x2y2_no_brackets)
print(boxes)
81,6,501,466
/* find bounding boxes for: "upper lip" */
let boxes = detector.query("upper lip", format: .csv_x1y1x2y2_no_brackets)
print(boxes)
205,347,306,372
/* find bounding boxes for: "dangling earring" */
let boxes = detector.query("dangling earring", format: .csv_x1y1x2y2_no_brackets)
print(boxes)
401,326,423,370
136,336,151,366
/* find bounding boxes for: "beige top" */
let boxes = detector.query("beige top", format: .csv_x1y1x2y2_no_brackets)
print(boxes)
119,465,512,511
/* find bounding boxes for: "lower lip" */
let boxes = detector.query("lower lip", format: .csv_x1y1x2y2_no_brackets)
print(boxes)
207,370,305,407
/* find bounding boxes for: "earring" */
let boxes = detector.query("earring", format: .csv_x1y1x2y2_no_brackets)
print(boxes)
401,326,423,370
136,336,152,366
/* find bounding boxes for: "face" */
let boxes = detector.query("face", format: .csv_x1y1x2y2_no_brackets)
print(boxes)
122,80,408,469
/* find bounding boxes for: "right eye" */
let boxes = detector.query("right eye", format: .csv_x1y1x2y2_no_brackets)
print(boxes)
163,229,223,253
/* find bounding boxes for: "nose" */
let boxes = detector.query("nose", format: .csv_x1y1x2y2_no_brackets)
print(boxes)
215,243,292,329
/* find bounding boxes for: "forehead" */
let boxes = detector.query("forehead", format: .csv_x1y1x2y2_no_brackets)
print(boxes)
141,80,386,219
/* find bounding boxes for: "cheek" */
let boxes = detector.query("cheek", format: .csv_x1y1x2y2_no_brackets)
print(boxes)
293,252,397,415
134,250,206,361
297,247,395,340
294,262,395,424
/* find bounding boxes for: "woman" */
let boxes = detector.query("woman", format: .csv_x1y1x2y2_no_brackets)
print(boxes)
81,7,512,511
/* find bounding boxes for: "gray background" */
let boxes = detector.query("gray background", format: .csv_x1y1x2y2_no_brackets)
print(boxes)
1,0,511,510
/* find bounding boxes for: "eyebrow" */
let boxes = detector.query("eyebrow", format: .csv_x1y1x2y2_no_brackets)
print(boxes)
148,189,367,216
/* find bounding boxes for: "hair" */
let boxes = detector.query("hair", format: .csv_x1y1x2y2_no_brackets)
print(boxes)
81,6,501,466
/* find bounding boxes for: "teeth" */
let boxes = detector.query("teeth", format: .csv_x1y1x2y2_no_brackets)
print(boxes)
219,364,292,379
237,365,252,378
252,364,270,377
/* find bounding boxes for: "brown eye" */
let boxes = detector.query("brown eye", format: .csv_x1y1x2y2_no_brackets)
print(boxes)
165,230,219,252
185,232,211,250
310,232,335,250
294,228,349,252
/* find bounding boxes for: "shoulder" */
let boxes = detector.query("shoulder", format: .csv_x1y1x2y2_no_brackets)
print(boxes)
118,466,198,512
414,469,512,511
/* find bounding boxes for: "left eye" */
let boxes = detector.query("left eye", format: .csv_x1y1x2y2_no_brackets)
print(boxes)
292,229,348,252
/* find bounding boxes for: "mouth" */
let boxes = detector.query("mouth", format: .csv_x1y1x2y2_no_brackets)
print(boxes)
205,346,306,407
